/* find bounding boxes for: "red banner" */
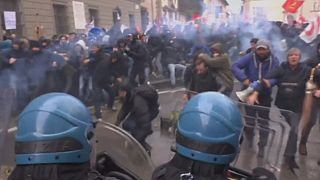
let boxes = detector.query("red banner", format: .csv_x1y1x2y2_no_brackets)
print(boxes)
282,0,304,13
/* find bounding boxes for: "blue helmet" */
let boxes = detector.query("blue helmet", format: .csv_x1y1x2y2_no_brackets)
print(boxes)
176,92,243,164
15,93,94,165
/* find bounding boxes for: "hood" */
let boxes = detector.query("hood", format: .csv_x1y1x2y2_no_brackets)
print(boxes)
29,40,42,49
211,43,223,54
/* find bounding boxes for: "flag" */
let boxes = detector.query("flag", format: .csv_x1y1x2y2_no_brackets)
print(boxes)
297,14,308,25
299,14,320,43
282,0,304,13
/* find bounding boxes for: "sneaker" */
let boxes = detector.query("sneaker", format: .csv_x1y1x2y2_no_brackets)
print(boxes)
299,143,307,156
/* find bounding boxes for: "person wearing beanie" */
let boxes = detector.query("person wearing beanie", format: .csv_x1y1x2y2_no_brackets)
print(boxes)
232,40,280,158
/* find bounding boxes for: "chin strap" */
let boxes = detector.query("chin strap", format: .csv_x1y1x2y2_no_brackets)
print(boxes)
179,161,194,180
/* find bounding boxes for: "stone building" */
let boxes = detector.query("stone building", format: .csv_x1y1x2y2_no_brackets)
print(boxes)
0,0,142,39
141,0,184,25
242,0,317,22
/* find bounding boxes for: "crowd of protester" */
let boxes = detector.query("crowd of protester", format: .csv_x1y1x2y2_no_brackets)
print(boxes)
1,16,320,169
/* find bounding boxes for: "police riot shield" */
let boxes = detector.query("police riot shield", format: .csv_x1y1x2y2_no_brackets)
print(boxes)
233,102,291,176
94,121,155,180
0,87,16,179
158,89,290,178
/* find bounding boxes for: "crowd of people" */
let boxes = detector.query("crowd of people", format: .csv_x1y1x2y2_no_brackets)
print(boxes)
1,16,320,174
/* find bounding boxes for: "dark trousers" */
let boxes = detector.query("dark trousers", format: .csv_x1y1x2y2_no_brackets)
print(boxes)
281,111,301,157
122,115,152,151
93,83,115,118
130,64,145,86
300,99,320,145
244,97,271,148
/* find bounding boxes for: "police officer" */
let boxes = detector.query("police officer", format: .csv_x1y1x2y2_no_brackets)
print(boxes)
8,93,134,180
152,92,277,180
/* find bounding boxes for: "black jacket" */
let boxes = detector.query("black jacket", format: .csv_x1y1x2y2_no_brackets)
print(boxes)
147,35,164,57
189,70,220,93
117,85,159,126
93,54,112,87
127,40,147,65
152,154,226,180
110,55,129,79
266,62,311,112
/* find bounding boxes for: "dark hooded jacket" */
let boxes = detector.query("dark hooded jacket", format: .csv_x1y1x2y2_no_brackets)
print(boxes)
27,49,52,88
0,39,28,77
93,50,112,87
116,85,159,126
110,51,129,79
126,39,148,66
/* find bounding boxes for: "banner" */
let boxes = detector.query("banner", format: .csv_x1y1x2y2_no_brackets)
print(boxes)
72,1,86,29
282,0,304,14
4,11,16,30
299,14,320,43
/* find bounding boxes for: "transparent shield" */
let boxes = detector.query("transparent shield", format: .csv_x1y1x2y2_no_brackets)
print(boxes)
232,102,291,175
158,88,188,136
94,121,155,180
158,89,290,178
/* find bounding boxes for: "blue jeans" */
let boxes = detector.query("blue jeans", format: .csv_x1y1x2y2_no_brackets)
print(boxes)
168,64,186,86
79,75,93,100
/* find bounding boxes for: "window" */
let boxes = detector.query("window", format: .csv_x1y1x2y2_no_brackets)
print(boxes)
89,9,99,26
53,4,69,34
215,6,222,19
0,0,22,36
129,14,135,29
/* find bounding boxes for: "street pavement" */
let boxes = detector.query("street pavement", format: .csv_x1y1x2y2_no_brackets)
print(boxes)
1,86,320,179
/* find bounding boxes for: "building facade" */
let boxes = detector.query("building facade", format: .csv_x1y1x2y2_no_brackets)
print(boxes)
202,0,229,24
300,0,320,20
141,0,183,25
242,0,286,22
0,0,142,39
242,0,317,22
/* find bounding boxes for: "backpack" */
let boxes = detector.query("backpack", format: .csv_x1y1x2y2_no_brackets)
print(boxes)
135,85,158,105
134,85,159,119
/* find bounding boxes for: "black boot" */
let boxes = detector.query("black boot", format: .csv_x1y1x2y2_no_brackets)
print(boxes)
284,156,299,170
